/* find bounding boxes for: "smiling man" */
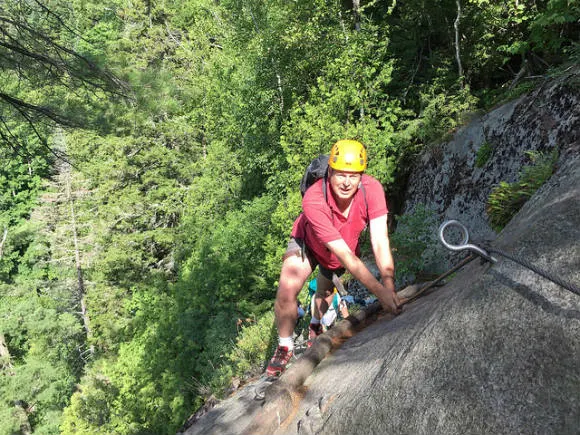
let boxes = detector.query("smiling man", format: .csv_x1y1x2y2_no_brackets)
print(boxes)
266,139,401,377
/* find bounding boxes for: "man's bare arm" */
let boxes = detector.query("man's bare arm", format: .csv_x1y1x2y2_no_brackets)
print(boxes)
369,215,400,305
326,238,400,313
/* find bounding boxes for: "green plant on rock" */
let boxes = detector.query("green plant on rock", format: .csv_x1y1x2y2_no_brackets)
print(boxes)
194,311,277,400
487,150,558,231
390,204,438,286
475,141,494,167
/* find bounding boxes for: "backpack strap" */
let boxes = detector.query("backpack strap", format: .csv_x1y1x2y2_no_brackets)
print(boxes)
322,170,328,203
359,182,369,223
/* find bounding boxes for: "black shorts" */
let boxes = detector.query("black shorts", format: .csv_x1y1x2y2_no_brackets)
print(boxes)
283,237,345,282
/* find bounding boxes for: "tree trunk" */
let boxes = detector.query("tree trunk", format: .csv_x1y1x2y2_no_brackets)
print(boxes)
352,0,361,31
338,10,349,43
54,129,93,357
63,162,92,348
0,333,13,373
454,0,464,86
351,0,363,119
272,58,284,115
0,226,7,259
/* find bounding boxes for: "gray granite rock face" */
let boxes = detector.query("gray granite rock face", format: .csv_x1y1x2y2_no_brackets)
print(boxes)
179,376,274,435
403,68,580,271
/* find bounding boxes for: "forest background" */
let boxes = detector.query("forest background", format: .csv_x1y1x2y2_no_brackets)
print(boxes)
0,0,578,433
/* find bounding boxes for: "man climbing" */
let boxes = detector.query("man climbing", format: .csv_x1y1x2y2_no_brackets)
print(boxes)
266,139,401,377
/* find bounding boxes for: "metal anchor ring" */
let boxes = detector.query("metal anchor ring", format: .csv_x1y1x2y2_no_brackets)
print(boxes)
438,220,496,262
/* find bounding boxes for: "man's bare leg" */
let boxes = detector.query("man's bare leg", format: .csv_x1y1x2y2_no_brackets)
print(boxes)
274,252,313,338
312,272,334,320
267,252,313,377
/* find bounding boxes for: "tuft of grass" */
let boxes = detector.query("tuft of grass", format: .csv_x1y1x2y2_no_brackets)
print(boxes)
486,150,558,231
475,141,494,167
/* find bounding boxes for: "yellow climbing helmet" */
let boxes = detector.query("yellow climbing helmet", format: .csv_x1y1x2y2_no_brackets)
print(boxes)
328,139,367,172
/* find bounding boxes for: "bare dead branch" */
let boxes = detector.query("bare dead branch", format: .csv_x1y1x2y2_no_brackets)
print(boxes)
509,59,529,90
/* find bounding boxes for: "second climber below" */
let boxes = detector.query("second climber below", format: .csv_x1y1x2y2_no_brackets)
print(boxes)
266,139,401,377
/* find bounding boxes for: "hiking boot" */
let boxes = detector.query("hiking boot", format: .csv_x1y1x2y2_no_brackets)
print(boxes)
266,346,294,377
307,323,323,348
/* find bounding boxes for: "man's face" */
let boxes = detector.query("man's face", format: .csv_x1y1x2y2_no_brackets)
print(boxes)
328,169,362,202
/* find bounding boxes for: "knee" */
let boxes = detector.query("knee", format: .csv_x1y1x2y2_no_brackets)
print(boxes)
276,283,301,305
276,261,309,304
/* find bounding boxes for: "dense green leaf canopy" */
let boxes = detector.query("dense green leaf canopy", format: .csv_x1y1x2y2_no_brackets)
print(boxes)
0,0,577,433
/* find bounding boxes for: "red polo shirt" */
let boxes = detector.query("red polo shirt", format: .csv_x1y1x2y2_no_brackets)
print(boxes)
291,174,388,270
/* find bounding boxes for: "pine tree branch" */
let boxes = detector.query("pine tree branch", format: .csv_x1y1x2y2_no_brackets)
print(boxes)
0,92,75,127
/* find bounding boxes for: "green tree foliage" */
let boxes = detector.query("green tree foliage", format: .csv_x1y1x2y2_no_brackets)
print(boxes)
281,29,401,183
390,204,440,284
0,0,577,433
0,0,127,155
0,276,84,433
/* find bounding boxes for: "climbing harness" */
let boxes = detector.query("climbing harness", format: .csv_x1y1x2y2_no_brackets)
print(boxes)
439,220,580,296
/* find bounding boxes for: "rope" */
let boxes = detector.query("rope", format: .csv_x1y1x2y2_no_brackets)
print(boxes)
401,254,477,305
488,248,580,296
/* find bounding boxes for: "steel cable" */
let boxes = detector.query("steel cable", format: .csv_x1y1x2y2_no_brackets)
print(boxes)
488,248,580,296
